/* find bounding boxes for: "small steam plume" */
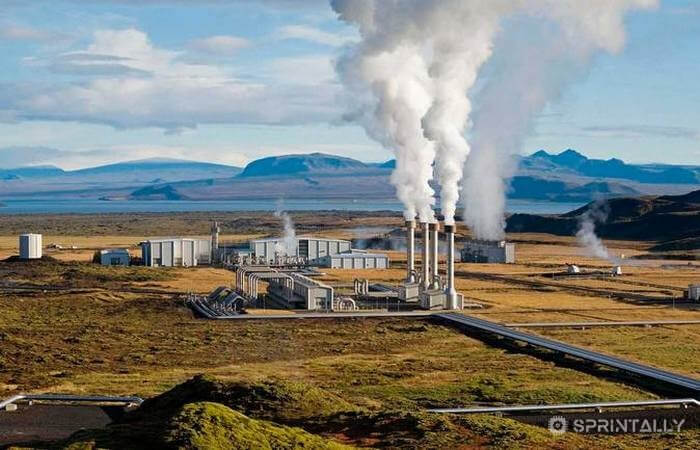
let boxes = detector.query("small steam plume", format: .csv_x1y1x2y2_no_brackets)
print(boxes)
274,203,297,256
576,199,614,261
332,0,657,233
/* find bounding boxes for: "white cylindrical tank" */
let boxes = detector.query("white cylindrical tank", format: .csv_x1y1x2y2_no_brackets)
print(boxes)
19,233,42,259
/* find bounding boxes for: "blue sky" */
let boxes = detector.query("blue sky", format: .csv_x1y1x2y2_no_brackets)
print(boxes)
0,0,698,169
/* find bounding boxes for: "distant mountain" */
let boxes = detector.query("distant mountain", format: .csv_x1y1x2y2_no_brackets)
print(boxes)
129,184,190,200
0,165,65,179
2,149,698,203
506,189,700,251
523,149,699,184
238,153,368,177
0,158,241,197
73,158,241,179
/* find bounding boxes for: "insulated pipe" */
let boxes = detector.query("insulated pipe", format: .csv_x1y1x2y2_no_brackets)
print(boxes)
405,220,416,283
444,224,458,309
430,222,439,289
421,222,430,290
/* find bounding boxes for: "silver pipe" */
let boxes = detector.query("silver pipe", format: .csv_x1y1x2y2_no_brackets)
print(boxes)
430,222,439,289
421,222,430,290
0,394,144,410
428,398,700,414
405,220,416,283
444,224,457,309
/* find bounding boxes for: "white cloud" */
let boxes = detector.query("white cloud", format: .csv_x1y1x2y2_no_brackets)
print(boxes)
188,35,251,55
1,28,341,131
277,25,352,47
0,24,70,42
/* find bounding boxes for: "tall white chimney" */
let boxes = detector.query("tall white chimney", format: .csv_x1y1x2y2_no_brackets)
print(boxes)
444,224,457,309
405,220,416,283
421,222,430,290
430,222,439,289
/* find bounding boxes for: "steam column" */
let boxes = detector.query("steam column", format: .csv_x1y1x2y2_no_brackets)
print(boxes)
430,222,439,289
421,222,430,290
405,220,416,283
444,224,458,309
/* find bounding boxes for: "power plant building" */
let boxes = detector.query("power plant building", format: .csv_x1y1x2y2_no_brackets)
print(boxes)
319,251,389,269
19,233,42,260
250,237,351,263
100,248,130,266
687,284,700,302
461,239,515,264
267,273,334,310
140,238,211,267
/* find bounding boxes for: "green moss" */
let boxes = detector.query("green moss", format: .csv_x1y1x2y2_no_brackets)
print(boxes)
455,414,553,449
135,375,355,423
163,402,351,450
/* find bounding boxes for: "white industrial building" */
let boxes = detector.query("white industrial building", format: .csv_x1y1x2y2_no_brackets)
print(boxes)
267,273,334,310
461,239,515,264
100,249,130,266
318,251,389,269
140,238,211,267
687,284,700,302
250,236,351,263
19,233,42,260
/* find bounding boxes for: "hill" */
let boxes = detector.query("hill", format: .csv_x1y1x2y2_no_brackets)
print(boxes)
238,152,369,177
1,149,698,203
506,189,700,251
0,158,241,197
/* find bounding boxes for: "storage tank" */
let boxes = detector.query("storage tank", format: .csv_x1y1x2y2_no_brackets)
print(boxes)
19,233,42,259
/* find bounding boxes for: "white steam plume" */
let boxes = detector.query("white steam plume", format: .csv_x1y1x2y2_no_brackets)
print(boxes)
576,200,613,261
462,0,658,239
332,0,657,232
274,207,297,256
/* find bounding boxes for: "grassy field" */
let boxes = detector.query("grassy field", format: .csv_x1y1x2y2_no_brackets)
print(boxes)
1,211,699,448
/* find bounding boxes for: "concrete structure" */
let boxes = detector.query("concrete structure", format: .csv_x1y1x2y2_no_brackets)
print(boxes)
19,233,42,260
421,222,430,290
140,238,211,267
687,284,700,302
405,220,416,283
250,236,351,263
319,251,389,269
100,249,130,266
461,239,515,264
211,221,220,264
267,273,334,310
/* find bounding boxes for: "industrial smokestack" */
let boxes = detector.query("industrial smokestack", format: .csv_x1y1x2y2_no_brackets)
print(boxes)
421,222,430,290
430,222,439,289
405,220,416,283
444,224,457,309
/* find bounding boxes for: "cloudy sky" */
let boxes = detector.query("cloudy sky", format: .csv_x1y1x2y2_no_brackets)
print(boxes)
0,0,699,169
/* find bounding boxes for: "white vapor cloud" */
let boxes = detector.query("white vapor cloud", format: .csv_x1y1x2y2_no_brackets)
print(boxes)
277,25,352,47
187,35,251,55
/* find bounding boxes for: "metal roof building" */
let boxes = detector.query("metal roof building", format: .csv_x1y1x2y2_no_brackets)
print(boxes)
100,249,130,266
318,251,389,269
267,272,334,310
461,240,515,264
249,236,351,263
19,233,42,260
140,238,211,267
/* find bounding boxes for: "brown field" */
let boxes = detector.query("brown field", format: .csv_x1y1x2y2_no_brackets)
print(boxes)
1,211,699,448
